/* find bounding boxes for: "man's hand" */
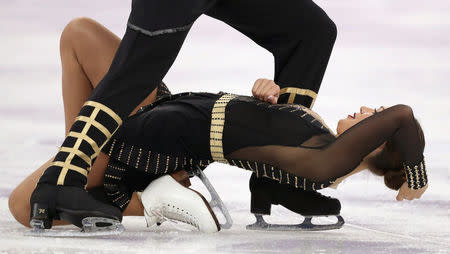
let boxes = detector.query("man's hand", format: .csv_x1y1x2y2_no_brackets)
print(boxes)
252,78,280,104
396,182,427,201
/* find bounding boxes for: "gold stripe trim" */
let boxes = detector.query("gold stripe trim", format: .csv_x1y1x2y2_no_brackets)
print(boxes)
84,101,123,125
57,108,101,185
209,94,237,163
52,161,88,177
59,147,91,166
75,115,112,138
280,87,318,108
288,93,296,104
57,101,122,185
68,131,99,154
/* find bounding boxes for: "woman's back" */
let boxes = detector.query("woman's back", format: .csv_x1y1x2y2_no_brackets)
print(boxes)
105,92,425,194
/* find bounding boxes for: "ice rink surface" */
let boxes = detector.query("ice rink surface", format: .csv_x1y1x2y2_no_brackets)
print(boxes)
1,0,449,253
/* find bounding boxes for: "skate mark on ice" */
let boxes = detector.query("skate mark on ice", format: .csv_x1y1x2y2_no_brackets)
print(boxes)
344,222,450,247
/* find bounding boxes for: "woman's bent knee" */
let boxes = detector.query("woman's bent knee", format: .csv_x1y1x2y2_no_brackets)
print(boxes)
60,17,100,50
8,188,31,227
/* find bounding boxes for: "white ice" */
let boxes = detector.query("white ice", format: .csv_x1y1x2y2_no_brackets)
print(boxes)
0,0,449,253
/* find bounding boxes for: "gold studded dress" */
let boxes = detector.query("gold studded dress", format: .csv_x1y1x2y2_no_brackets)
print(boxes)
102,92,426,210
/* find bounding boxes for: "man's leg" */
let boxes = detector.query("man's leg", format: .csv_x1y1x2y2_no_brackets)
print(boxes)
31,0,217,229
206,0,340,222
207,0,337,108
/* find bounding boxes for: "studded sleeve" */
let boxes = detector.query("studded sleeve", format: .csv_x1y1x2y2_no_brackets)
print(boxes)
315,104,427,189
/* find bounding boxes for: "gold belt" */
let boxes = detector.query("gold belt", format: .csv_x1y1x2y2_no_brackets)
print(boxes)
209,94,237,163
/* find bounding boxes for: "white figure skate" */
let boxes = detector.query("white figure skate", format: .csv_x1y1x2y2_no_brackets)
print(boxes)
139,175,220,233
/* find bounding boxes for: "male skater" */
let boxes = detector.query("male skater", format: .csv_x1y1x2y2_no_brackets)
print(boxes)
30,0,338,229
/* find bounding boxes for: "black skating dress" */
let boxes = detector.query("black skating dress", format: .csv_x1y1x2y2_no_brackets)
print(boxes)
102,92,427,211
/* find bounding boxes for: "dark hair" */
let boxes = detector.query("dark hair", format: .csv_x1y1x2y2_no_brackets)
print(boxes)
367,118,425,190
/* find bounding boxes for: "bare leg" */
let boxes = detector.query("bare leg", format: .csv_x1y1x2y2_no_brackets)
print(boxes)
9,17,149,227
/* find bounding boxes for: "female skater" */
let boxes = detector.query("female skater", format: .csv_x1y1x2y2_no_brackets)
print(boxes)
98,91,426,220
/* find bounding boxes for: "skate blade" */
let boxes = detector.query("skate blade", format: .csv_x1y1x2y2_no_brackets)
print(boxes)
246,214,345,231
25,217,125,237
194,166,233,229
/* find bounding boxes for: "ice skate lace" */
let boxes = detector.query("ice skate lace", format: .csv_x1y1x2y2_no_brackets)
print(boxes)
151,203,200,229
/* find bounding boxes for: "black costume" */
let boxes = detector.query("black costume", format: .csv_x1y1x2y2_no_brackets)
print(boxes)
31,0,339,227
36,0,337,188
101,92,427,210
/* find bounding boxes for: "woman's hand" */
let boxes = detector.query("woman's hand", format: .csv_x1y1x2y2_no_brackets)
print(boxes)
252,78,280,104
396,182,428,201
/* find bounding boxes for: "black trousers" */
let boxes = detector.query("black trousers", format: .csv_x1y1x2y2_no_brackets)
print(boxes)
90,0,337,118
39,0,337,186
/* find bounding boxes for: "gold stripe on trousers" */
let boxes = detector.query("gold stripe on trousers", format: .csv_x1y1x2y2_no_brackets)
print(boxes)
56,101,122,185
280,87,317,108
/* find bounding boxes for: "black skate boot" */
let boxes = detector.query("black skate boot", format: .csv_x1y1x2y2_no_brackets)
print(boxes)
28,184,124,237
247,174,344,231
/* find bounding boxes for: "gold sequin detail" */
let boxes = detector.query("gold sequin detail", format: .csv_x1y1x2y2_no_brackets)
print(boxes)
239,160,245,169
164,155,170,173
145,150,151,172
105,174,121,180
421,162,426,185
113,194,125,203
106,191,120,196
155,153,160,174
117,142,125,161
247,161,254,172
136,148,142,168
408,165,414,188
126,146,134,165
271,166,280,181
108,139,116,156
108,164,126,172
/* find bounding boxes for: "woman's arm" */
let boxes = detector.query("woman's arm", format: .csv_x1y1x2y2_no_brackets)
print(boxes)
312,105,427,197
